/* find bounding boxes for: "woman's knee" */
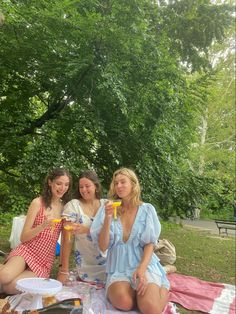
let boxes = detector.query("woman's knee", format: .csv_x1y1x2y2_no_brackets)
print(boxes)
0,268,14,284
2,280,19,295
138,299,162,314
109,291,134,311
116,294,134,311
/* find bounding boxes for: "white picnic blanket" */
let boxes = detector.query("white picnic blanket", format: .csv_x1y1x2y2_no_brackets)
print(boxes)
8,282,178,313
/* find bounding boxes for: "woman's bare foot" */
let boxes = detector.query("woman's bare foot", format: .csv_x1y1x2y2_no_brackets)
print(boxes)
163,265,177,274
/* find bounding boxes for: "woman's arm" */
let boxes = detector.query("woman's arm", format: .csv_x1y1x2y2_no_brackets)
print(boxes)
57,227,73,283
20,197,51,243
98,202,113,252
133,243,154,295
138,243,154,272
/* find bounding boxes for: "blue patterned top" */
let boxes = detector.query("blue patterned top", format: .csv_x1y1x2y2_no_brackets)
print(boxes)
63,199,107,284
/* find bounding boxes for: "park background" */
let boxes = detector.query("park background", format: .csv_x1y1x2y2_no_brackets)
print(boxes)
0,2,235,313
0,0,235,223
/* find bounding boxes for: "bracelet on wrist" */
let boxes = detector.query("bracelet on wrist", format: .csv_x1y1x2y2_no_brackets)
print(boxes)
59,270,69,275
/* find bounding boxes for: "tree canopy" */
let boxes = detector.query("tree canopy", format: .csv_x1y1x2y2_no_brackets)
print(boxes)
0,0,234,218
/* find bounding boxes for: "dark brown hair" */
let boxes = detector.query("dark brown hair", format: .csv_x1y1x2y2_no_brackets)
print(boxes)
42,168,72,208
74,170,102,200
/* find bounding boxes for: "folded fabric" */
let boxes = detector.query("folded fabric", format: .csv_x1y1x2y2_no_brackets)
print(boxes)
168,273,235,314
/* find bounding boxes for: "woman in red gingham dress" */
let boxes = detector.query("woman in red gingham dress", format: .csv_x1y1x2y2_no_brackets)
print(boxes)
8,203,62,278
0,168,72,294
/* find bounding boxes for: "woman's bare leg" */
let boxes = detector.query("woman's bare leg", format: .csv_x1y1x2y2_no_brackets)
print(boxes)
3,269,37,294
137,284,169,314
107,281,136,311
0,256,27,285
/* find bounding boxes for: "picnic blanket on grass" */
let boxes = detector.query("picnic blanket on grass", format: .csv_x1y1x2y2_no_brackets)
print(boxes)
7,274,235,313
6,283,178,314
85,288,178,314
86,273,236,314
168,273,235,314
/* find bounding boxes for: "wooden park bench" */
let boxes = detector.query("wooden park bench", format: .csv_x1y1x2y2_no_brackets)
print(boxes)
214,219,236,236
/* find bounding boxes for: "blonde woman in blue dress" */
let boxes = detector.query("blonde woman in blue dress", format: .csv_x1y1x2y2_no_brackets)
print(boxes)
91,168,169,314
57,170,106,286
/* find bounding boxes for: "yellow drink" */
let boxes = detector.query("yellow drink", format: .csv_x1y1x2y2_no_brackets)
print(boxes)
51,218,62,233
52,219,62,223
112,201,122,220
64,225,73,231
64,225,73,241
74,300,81,306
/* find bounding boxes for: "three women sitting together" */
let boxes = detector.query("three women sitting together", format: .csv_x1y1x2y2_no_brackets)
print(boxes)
0,167,169,314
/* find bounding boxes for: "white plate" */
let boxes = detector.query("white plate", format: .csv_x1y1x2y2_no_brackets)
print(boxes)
16,278,62,295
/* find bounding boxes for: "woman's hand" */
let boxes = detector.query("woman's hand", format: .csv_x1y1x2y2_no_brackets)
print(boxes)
57,271,69,284
73,223,90,235
62,220,74,228
104,201,114,219
41,210,57,229
132,243,154,296
132,267,148,296
98,201,113,252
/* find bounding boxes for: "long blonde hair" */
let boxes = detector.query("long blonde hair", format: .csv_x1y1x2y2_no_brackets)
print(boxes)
108,168,142,207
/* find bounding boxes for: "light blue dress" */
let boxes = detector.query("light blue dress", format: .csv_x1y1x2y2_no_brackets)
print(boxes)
90,202,170,290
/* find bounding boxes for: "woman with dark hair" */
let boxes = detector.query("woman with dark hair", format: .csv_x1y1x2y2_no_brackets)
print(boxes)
0,168,72,294
57,170,106,286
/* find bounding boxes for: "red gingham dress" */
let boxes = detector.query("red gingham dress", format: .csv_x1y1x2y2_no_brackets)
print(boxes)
7,201,62,278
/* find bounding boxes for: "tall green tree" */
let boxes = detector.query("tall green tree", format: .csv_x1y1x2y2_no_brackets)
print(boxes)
0,0,234,216
186,13,235,216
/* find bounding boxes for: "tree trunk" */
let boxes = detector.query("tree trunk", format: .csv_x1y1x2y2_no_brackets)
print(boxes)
198,107,208,175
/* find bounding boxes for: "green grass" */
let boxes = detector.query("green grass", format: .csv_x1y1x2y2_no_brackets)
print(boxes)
0,222,235,313
0,225,11,255
161,222,235,285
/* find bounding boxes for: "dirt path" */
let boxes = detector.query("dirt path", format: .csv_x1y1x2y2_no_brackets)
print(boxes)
181,219,235,237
